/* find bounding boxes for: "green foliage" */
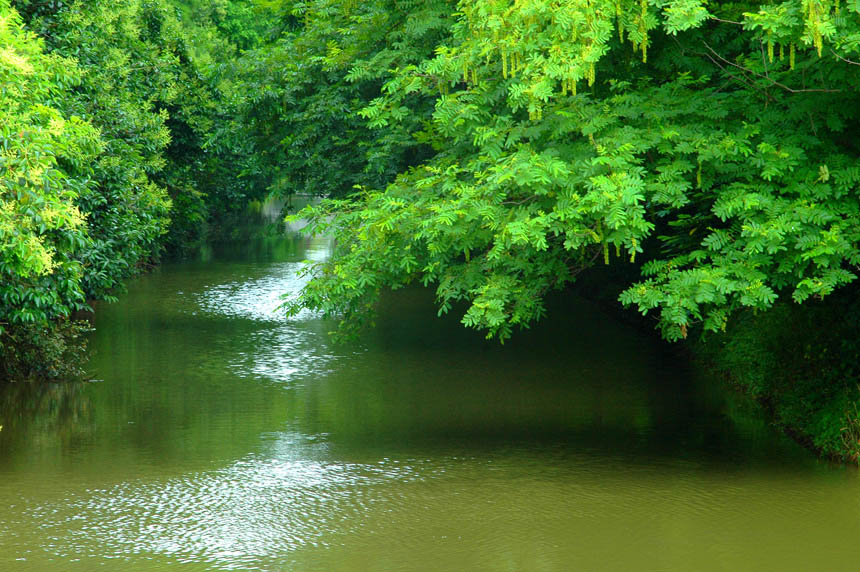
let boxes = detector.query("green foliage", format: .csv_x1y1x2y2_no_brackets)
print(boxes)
14,0,182,298
0,1,94,335
2,0,276,379
175,0,275,50
0,319,91,382
282,0,860,344
231,0,451,199
699,292,860,461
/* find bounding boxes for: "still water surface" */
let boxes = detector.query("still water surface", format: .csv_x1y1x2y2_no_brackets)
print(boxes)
1,225,860,570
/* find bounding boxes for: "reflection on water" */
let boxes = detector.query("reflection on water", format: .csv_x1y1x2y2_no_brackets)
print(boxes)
192,240,339,384
195,239,328,323
1,224,860,571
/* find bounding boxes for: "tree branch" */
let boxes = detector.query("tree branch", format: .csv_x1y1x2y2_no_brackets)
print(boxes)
700,50,767,96
709,16,745,26
703,42,841,93
831,49,860,66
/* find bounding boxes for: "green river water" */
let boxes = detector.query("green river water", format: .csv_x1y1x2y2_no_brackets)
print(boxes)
1,221,860,571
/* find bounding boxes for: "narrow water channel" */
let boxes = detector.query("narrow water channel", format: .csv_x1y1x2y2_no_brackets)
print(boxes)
1,219,859,571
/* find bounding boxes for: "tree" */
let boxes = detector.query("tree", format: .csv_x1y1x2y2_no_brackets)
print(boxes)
1,0,277,378
283,0,860,341
0,1,96,328
231,0,452,200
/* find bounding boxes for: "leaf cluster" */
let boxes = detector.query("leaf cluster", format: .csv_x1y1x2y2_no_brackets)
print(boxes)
282,0,860,342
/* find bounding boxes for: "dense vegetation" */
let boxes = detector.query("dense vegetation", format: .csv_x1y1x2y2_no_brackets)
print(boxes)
2,0,860,458
0,0,279,378
278,0,860,344
272,0,860,457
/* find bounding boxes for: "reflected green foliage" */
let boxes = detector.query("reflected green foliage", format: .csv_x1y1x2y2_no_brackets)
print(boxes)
0,378,94,453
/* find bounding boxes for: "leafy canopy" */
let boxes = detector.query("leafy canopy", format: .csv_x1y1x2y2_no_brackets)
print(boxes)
280,0,860,341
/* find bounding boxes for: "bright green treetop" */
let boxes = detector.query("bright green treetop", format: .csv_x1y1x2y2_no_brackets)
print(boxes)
0,1,98,329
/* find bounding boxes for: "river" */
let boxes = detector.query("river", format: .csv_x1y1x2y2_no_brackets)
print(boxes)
1,215,859,571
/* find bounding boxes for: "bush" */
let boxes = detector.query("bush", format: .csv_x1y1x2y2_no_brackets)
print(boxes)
0,319,91,382
698,290,860,462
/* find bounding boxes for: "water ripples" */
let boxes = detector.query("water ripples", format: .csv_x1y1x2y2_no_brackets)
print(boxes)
191,241,343,386
195,262,313,323
19,448,857,571
225,326,340,385
26,440,446,570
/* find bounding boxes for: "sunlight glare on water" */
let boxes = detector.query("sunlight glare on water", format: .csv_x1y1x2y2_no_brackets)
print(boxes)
192,239,342,385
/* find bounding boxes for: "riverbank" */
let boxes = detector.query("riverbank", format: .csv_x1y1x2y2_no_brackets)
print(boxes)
692,291,860,463
573,265,860,463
